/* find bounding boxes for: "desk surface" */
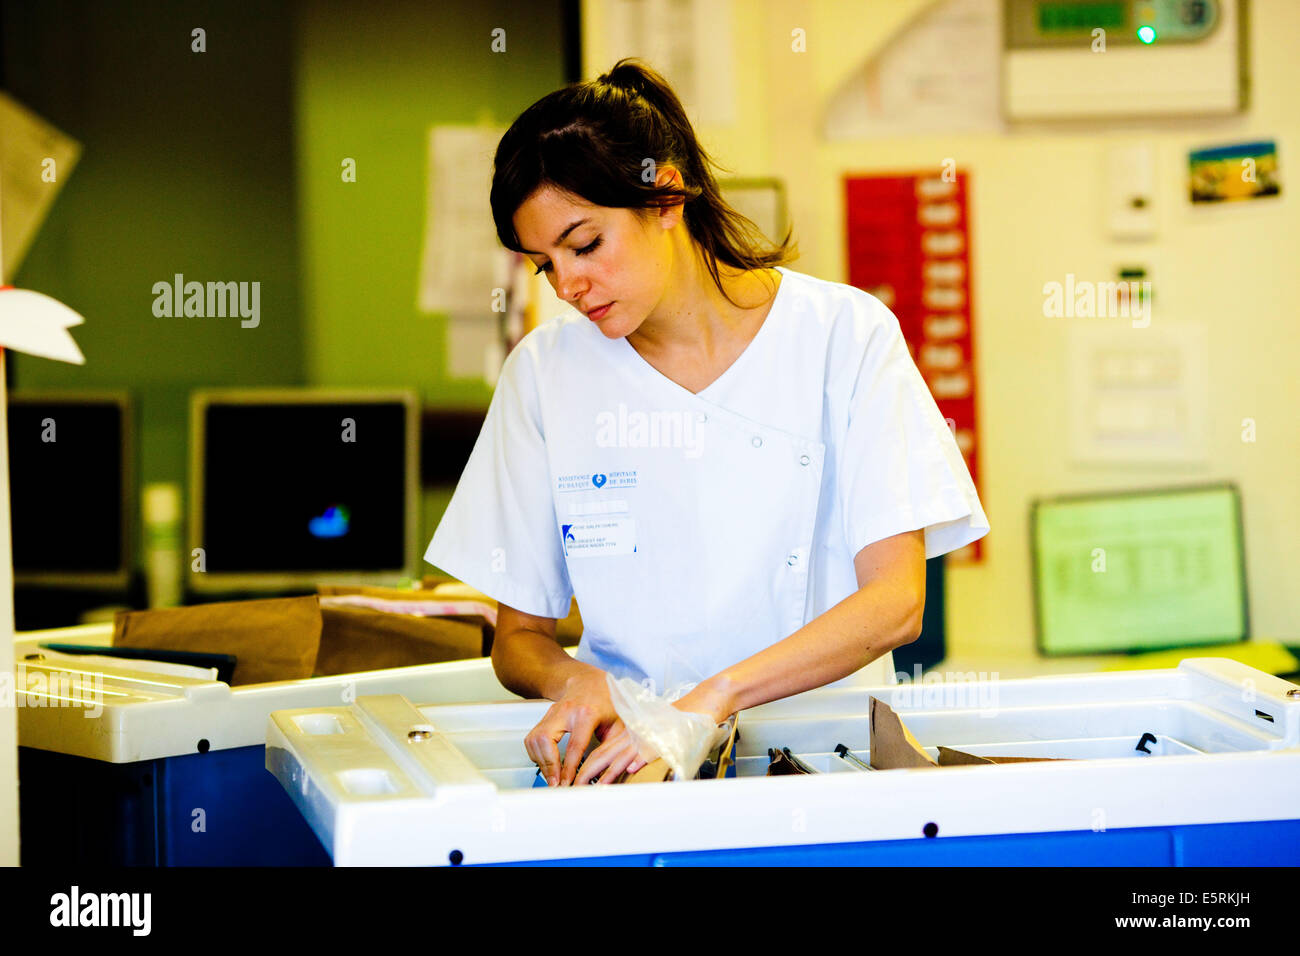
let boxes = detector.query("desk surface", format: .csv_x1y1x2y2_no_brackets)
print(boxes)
935,644,1300,681
15,624,1300,683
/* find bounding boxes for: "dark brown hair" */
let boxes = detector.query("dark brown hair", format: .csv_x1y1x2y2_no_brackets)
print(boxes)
490,57,797,309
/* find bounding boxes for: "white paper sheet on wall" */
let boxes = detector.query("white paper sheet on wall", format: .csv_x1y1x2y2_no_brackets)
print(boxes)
418,125,505,313
719,179,787,246
603,0,736,126
0,93,82,283
822,0,1004,139
1067,320,1209,465
418,124,512,380
442,312,497,382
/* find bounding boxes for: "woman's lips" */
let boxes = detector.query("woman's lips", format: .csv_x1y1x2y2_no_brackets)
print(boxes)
587,302,613,320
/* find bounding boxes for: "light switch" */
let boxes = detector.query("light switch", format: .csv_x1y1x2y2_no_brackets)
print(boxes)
1108,143,1156,240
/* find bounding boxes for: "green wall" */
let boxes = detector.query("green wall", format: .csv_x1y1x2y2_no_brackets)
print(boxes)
4,0,305,502
292,0,570,551
294,0,567,400
4,0,570,575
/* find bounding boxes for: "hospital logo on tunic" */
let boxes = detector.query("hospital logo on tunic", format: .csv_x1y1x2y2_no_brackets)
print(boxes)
556,471,639,494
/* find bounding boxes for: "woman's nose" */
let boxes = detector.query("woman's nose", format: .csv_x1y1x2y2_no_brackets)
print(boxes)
553,264,587,303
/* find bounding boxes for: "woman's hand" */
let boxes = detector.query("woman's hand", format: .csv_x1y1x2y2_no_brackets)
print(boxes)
574,684,733,785
573,720,653,786
524,664,620,786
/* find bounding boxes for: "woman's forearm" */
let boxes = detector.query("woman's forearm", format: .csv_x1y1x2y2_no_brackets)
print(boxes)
492,627,598,701
684,577,923,723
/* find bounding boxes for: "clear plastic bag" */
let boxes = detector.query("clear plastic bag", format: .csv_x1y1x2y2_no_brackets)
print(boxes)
606,673,731,782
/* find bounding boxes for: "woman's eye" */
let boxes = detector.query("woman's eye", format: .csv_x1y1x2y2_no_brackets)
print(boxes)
533,237,602,275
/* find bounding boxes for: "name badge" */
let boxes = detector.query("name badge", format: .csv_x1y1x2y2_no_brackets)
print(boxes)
560,516,637,557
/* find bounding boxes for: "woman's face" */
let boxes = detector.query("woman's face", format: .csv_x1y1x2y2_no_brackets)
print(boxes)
514,184,675,340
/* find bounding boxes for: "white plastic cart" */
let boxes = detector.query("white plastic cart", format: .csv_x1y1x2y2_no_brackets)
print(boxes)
13,623,521,865
265,658,1300,866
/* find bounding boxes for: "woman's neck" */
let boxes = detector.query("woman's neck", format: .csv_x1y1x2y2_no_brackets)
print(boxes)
629,246,779,363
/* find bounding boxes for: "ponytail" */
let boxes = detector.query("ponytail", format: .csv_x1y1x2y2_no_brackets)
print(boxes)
490,57,797,309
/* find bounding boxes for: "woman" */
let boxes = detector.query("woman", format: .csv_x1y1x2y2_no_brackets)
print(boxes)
427,58,989,787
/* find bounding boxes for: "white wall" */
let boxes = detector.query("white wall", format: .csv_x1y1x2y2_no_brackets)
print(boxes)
583,0,1300,659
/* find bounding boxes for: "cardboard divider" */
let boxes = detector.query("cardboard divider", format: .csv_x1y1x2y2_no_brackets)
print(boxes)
870,696,1070,769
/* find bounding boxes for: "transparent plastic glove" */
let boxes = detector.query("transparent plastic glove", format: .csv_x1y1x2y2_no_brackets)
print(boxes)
606,674,729,782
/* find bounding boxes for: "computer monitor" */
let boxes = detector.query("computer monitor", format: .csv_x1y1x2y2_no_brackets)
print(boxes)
1032,482,1248,655
189,389,419,592
6,391,133,589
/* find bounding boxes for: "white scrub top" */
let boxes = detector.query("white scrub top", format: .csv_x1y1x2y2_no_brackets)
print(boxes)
426,266,989,694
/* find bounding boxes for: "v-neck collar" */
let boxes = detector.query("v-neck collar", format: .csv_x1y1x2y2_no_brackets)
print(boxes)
615,266,791,400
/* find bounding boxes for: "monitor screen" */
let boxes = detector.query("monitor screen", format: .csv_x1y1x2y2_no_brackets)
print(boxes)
191,390,417,589
1032,483,1248,655
7,393,131,587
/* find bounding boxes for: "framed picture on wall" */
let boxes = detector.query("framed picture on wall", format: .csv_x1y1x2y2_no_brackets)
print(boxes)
718,177,790,248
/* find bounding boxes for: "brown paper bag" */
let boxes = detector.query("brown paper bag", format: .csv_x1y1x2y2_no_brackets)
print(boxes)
936,746,1066,766
314,606,487,676
113,595,321,686
621,757,674,783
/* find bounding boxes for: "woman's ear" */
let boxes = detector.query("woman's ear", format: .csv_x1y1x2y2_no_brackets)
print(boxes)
655,163,683,190
651,165,687,229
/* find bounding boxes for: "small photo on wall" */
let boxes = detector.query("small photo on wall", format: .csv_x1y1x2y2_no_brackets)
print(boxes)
1189,140,1280,203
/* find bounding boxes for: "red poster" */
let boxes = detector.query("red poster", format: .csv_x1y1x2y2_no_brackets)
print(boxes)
845,170,983,563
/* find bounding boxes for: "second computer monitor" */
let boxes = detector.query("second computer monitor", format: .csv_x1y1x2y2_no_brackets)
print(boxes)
189,389,419,592
1032,482,1248,655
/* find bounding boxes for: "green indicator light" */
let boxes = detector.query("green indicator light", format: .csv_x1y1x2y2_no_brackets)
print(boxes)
1137,24,1157,43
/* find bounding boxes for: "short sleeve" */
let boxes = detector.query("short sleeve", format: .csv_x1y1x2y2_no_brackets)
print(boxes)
424,346,573,618
838,298,990,561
